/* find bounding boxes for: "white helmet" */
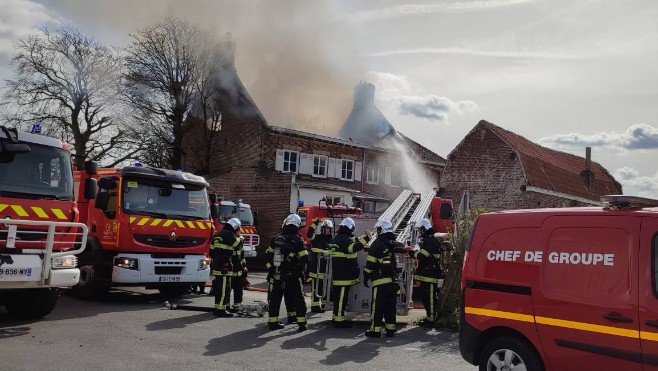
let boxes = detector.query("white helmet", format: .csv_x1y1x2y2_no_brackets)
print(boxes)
415,218,432,233
375,219,393,234
283,213,302,228
340,217,355,231
320,220,334,229
227,217,241,231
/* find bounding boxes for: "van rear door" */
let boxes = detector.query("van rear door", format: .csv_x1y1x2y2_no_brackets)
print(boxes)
639,216,658,370
534,215,641,371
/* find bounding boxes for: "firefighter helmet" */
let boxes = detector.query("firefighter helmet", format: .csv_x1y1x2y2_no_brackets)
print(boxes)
415,218,432,233
320,220,334,230
283,213,302,228
340,217,356,232
375,219,394,234
227,217,241,231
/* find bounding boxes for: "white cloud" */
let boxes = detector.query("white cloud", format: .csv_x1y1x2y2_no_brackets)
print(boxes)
367,71,477,122
348,0,537,22
538,124,658,153
362,47,591,60
614,167,658,198
0,0,59,62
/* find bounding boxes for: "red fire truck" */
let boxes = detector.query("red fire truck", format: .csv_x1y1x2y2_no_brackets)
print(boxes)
214,199,259,258
73,164,216,298
1,126,93,318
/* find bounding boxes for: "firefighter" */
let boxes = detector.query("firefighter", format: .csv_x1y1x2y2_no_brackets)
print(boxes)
265,214,309,331
210,217,243,317
229,225,248,314
307,218,334,313
363,219,405,338
330,217,371,328
414,218,449,328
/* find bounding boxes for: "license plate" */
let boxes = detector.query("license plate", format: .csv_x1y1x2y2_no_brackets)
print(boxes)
159,276,181,282
0,255,41,281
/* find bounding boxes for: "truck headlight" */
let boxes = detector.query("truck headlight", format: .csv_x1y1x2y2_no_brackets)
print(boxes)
115,257,139,270
52,255,77,269
198,258,210,270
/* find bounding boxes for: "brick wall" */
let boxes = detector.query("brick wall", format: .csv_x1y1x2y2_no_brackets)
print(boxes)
439,126,527,211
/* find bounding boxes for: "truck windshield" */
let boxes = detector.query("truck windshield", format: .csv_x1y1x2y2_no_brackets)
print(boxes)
121,177,209,220
218,205,254,226
0,142,73,200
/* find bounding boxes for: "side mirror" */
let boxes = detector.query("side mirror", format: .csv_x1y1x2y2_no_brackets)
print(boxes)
84,160,98,175
95,192,110,210
3,142,30,154
210,204,219,219
253,211,259,227
98,177,118,190
84,178,97,200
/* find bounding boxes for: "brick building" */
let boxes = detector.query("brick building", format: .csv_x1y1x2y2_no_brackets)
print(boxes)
439,120,622,211
183,37,445,260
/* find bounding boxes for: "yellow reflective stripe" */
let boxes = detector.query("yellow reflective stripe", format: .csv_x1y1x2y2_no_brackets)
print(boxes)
385,323,396,330
265,247,274,253
130,217,136,224
196,221,207,229
11,205,28,217
371,277,393,286
186,221,196,228
265,263,272,269
231,238,242,248
163,220,173,227
137,218,149,226
367,255,378,263
298,250,309,257
51,208,67,220
31,207,49,218
465,306,641,339
363,268,372,273
347,243,355,254
641,332,658,342
418,249,431,258
311,248,328,254
358,237,367,246
332,251,358,259
150,218,162,226
415,275,439,284
0,204,7,213
175,220,185,228
332,279,359,286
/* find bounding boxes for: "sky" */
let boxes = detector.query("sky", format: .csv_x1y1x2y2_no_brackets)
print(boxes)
1,0,657,197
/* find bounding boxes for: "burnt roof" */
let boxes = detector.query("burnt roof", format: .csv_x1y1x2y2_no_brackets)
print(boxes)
477,120,622,200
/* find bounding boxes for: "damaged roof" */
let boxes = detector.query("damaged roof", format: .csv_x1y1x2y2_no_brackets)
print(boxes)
478,120,622,201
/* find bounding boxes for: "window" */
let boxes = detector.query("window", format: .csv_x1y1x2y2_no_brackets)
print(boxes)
325,195,343,205
390,168,401,187
283,150,299,173
366,163,379,184
313,155,327,177
341,160,354,181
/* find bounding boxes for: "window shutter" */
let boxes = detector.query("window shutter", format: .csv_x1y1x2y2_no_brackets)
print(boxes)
354,161,362,181
385,166,392,185
335,159,343,179
299,153,312,175
275,149,284,171
328,158,335,178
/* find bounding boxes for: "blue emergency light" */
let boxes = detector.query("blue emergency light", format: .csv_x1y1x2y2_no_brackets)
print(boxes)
30,123,41,134
298,200,304,207
133,162,143,167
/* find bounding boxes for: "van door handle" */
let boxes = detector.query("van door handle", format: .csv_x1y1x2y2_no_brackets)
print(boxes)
603,312,633,323
646,320,658,328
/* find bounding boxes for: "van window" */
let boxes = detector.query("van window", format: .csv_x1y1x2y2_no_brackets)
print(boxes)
543,227,632,307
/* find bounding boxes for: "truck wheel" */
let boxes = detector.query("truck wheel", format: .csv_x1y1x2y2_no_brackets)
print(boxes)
479,336,544,371
158,286,190,298
5,289,59,319
72,260,109,299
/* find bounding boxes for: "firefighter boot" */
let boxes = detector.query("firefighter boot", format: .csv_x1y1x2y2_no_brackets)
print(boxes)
298,323,308,332
385,330,396,338
269,322,285,330
365,330,381,338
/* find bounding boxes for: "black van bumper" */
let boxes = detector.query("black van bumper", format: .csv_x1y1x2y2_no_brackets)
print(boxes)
459,289,480,365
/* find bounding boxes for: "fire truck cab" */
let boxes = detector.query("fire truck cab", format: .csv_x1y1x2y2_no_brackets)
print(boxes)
214,200,259,258
73,165,214,298
460,195,658,371
0,126,91,318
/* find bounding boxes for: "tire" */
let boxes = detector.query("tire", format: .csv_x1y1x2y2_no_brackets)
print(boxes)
72,259,110,299
479,336,544,371
5,289,59,319
158,286,190,298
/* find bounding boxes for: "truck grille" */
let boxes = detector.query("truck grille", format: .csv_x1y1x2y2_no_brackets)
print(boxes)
134,234,206,248
154,266,183,275
242,234,260,247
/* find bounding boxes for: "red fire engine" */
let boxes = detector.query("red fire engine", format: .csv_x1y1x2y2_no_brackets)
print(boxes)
212,199,260,258
1,126,92,318
73,164,216,298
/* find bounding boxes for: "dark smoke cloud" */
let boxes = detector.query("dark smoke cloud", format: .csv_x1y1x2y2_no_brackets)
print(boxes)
539,123,658,151
42,0,363,135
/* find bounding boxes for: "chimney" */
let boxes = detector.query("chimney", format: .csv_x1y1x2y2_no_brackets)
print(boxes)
584,146,593,188
353,82,375,109
219,32,236,68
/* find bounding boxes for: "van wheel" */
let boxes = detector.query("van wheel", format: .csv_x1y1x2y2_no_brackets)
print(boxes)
5,289,59,319
479,336,544,371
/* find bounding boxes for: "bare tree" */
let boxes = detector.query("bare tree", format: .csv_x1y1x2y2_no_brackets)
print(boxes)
123,17,205,170
1,25,142,169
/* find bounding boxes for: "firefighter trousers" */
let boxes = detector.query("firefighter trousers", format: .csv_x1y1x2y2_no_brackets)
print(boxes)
331,285,351,322
231,276,244,308
311,277,325,309
369,283,397,334
418,281,439,321
268,277,307,325
267,281,296,320
213,274,232,311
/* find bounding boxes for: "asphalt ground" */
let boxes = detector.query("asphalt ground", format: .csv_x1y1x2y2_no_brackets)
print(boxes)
0,272,477,371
